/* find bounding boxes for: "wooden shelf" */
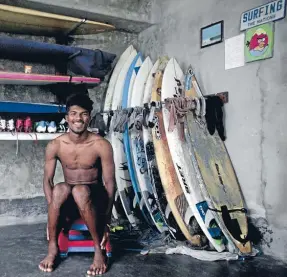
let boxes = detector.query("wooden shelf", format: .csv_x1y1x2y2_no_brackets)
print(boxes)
0,132,64,140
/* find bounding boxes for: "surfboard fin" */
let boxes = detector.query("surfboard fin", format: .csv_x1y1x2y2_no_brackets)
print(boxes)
184,207,193,225
165,204,172,218
140,197,145,210
133,196,138,208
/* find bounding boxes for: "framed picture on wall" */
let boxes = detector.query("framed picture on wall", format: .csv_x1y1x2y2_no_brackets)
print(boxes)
244,22,274,63
200,20,224,48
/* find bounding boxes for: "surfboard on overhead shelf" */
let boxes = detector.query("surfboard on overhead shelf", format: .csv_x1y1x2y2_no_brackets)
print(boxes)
0,101,66,113
161,58,225,252
0,71,101,85
110,49,141,227
0,4,115,36
184,66,251,255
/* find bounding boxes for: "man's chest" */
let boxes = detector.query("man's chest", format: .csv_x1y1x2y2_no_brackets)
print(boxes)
58,143,100,168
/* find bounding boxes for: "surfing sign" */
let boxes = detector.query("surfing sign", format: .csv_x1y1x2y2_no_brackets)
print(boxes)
240,0,286,30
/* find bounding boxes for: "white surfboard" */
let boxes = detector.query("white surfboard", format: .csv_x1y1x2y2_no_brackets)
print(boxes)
110,49,140,227
129,57,168,233
103,45,134,127
103,45,134,220
161,58,225,252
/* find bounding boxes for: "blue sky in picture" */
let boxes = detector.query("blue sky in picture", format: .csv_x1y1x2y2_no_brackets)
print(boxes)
202,23,222,44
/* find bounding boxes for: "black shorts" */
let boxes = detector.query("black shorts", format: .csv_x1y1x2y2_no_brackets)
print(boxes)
60,184,108,235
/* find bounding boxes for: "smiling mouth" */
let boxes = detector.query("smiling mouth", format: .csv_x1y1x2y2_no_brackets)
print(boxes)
73,122,84,127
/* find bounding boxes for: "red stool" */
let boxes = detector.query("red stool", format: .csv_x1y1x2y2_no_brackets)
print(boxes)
47,218,112,258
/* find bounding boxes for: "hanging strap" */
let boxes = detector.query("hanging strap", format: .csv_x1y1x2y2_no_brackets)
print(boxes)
112,108,133,133
106,111,114,133
164,96,196,140
142,103,151,128
129,107,144,131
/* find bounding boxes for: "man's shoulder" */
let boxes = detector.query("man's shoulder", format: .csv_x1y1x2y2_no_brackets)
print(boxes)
51,133,69,143
90,133,112,149
48,133,69,148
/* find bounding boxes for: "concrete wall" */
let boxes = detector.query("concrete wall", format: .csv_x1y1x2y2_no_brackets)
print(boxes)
136,0,287,261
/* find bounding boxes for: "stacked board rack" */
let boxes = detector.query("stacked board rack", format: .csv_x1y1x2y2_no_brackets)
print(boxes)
0,3,114,141
0,73,100,141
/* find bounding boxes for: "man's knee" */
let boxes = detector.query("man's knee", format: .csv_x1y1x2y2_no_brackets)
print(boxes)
72,185,91,206
52,183,71,205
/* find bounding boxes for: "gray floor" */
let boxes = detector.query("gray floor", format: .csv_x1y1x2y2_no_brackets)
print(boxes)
0,223,286,277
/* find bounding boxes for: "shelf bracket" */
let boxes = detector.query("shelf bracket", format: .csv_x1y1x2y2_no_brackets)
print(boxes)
64,18,87,36
205,91,229,104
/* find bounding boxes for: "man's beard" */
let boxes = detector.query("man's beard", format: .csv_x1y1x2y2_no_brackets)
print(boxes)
69,125,86,135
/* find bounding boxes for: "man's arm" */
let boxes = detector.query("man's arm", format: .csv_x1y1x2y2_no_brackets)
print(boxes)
99,139,116,226
43,140,58,205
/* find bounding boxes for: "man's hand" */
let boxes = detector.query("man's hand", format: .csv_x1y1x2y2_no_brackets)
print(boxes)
43,140,58,204
100,225,110,250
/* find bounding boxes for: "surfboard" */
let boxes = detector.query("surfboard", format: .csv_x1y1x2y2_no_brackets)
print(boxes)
103,45,134,220
110,49,140,227
142,57,181,238
0,4,115,36
0,101,66,113
103,45,134,127
129,56,168,233
184,66,251,254
0,71,100,86
161,58,225,252
121,53,153,226
151,64,198,242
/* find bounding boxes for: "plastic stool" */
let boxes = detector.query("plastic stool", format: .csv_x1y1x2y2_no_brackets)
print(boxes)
47,218,112,258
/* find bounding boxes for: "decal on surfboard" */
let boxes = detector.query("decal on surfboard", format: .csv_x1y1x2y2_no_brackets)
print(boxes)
196,201,223,239
153,116,161,140
176,164,190,194
135,135,148,174
173,77,183,97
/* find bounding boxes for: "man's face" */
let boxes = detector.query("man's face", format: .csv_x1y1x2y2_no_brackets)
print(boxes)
65,105,91,134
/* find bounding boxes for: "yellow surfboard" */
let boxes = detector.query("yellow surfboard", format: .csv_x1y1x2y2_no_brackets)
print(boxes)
151,65,197,243
184,67,251,254
0,4,115,36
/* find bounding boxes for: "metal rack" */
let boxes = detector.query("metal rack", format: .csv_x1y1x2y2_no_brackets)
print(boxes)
96,91,229,115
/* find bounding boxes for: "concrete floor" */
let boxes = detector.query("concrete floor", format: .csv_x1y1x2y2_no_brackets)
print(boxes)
0,223,286,277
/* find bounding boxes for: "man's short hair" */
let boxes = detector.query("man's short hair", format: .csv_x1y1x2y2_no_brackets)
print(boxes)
66,93,94,114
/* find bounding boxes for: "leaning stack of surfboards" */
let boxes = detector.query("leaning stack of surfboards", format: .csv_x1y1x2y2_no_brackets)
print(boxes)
103,45,252,256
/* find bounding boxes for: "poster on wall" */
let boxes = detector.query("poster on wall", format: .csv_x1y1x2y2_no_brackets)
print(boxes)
240,0,286,31
244,22,274,63
200,21,224,48
225,34,245,70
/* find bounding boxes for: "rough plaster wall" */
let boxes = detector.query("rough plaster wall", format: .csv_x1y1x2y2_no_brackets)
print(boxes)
136,0,287,261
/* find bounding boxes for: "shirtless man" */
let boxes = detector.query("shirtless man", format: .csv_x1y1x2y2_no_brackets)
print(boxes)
39,93,115,275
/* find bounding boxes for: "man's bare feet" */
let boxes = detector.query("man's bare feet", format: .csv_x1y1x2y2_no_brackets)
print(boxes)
87,250,107,275
39,242,58,272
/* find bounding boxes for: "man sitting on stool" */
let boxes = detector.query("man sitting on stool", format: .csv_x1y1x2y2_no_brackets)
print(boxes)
39,93,115,275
